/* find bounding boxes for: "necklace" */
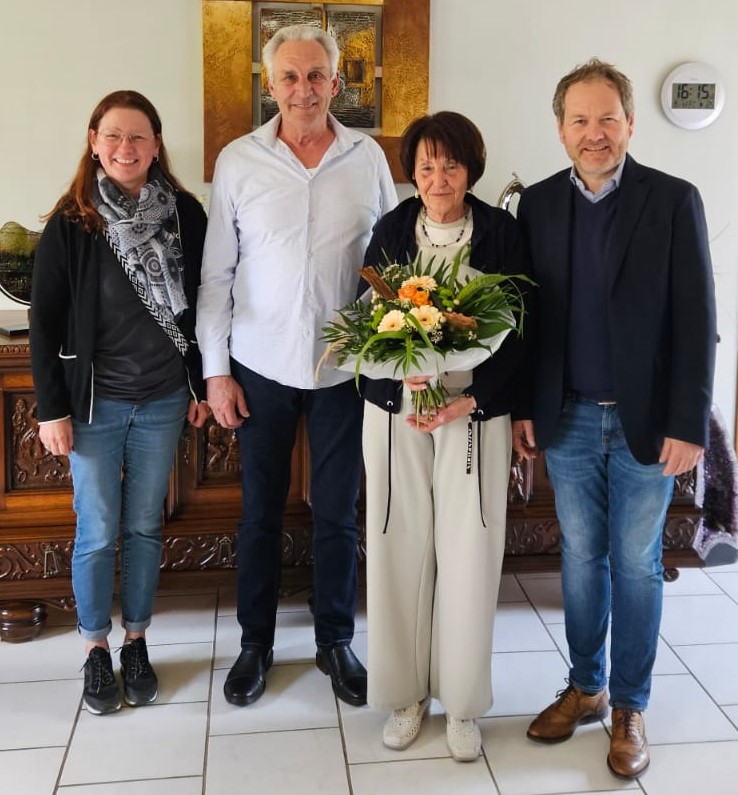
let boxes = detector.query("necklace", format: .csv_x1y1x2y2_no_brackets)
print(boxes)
420,206,470,248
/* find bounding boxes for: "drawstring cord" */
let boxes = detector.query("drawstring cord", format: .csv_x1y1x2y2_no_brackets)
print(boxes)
381,411,393,534
381,412,486,533
467,418,487,528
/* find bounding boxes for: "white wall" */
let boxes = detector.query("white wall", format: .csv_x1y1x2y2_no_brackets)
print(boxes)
1,0,735,434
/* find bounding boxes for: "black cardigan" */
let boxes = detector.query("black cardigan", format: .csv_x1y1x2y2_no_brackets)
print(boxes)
30,192,207,423
361,193,533,420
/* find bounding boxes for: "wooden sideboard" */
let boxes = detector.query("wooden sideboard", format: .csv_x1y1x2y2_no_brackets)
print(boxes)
0,309,703,641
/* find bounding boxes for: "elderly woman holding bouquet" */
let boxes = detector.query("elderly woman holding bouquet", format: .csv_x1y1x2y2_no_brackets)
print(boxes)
361,111,531,761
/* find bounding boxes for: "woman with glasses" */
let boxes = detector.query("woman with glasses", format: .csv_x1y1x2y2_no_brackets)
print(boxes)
30,90,209,715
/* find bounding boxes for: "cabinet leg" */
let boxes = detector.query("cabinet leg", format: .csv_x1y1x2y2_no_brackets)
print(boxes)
0,601,48,642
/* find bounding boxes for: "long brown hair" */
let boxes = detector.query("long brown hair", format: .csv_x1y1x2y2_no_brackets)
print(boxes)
43,90,188,232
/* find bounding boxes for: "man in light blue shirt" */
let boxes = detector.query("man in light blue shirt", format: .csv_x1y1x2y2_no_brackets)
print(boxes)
196,24,397,709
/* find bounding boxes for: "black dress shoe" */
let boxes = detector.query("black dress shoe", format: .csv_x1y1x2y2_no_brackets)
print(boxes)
224,646,273,706
316,643,367,707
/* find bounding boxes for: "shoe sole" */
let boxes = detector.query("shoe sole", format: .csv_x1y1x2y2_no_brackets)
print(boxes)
84,696,122,715
224,684,266,707
383,699,430,750
450,748,482,762
607,754,650,779
123,688,158,707
526,708,609,743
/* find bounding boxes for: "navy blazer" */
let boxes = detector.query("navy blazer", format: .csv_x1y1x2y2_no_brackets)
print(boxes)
517,154,717,465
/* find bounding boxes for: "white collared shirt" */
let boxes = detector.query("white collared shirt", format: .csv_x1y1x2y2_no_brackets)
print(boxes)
569,157,626,203
196,113,398,389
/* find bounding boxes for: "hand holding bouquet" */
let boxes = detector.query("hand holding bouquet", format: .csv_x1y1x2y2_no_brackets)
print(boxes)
321,244,531,420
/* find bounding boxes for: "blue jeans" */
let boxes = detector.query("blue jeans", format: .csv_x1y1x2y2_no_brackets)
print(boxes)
545,397,674,710
231,361,363,649
69,387,189,641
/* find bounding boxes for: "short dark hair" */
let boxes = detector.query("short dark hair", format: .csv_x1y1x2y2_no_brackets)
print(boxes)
552,57,634,122
399,111,486,188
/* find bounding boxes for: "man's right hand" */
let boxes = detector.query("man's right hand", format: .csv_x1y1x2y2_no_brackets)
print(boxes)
512,419,538,461
206,375,249,429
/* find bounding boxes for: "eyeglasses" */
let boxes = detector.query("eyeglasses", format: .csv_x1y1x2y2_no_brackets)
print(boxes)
96,131,154,146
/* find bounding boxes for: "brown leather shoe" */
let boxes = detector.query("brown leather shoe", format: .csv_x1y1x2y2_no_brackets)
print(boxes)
527,685,608,742
607,708,649,778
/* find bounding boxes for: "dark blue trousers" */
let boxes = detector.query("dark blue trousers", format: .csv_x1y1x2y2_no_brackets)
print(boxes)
231,360,364,649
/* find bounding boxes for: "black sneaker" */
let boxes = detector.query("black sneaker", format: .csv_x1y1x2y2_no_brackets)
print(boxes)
120,638,159,706
82,647,122,715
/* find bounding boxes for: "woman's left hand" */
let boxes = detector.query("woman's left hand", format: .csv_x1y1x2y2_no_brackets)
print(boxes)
405,394,476,433
187,400,211,428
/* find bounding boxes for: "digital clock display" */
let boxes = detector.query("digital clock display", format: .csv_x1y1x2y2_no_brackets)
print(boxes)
671,82,716,110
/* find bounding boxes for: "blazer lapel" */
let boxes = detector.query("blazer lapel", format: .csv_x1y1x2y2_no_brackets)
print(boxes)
609,154,651,283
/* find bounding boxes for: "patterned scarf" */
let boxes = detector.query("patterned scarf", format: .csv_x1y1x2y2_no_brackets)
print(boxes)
93,165,188,322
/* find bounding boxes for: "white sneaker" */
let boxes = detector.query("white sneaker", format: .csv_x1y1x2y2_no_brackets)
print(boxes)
446,716,482,761
382,696,431,750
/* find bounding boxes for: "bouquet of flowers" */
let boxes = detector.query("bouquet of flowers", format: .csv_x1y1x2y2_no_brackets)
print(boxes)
321,244,531,417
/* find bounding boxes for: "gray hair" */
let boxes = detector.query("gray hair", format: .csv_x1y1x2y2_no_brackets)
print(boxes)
262,24,340,83
552,57,634,122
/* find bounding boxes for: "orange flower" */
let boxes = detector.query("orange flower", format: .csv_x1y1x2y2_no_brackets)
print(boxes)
398,284,432,306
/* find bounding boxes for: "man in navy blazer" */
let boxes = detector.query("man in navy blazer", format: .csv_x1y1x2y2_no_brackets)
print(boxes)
513,58,716,779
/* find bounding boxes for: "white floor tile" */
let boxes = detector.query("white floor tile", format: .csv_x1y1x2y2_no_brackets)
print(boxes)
0,624,84,683
206,729,348,795
5,576,738,795
659,594,738,644
0,679,80,749
499,574,527,602
673,642,738,704
148,641,213,705
147,593,218,644
209,662,338,735
350,756,499,795
706,572,738,603
704,560,738,574
660,567,723,596
517,575,565,623
0,747,66,795
487,651,569,717
61,702,208,786
59,777,203,794
723,705,738,728
216,587,237,617
645,674,738,743
213,614,242,670
483,715,637,795
272,608,319,663
493,603,557,653
640,741,738,794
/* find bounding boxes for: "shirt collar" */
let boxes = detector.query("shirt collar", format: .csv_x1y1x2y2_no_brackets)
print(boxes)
252,112,362,158
569,157,626,203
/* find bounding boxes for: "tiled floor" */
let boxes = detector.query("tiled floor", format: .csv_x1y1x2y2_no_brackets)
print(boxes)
3,561,738,794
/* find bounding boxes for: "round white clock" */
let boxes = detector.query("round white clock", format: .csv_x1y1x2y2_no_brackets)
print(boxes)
660,62,725,130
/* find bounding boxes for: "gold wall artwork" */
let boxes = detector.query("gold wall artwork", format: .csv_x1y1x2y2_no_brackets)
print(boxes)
202,0,430,182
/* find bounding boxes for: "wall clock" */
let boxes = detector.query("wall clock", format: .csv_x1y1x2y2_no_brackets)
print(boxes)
660,62,725,130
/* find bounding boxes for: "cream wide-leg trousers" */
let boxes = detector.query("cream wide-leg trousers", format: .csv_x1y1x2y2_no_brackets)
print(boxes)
364,386,511,719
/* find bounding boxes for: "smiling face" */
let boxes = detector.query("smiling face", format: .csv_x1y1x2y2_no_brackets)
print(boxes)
413,139,469,224
557,78,633,193
89,107,160,198
267,39,339,132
